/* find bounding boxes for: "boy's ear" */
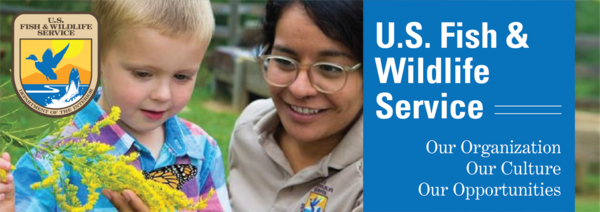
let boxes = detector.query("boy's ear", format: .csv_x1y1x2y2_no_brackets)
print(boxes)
98,63,106,86
99,62,105,74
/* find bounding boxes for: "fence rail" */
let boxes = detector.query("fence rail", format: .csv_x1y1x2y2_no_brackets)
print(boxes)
575,34,600,50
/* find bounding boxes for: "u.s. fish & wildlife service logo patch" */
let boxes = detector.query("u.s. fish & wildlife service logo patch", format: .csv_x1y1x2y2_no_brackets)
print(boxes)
12,13,99,117
303,192,328,212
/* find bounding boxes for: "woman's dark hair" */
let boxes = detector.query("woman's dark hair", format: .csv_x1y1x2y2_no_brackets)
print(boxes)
262,0,363,61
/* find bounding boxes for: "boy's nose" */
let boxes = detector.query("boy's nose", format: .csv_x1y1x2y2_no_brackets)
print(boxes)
151,83,172,102
288,69,318,99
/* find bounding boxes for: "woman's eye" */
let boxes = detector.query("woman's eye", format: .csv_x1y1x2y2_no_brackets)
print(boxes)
275,58,292,66
316,64,343,73
273,58,295,70
134,71,152,78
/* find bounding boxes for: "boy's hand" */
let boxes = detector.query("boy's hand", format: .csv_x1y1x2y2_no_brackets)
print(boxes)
0,152,15,212
103,189,149,212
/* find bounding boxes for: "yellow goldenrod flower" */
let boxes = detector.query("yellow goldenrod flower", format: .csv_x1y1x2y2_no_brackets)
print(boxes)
26,106,213,211
0,165,15,183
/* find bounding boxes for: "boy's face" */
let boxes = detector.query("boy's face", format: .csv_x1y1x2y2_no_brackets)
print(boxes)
98,28,208,137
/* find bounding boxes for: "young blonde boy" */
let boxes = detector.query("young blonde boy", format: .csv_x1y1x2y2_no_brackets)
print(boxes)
0,0,231,211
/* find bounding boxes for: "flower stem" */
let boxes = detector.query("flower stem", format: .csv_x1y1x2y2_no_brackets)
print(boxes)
0,79,11,89
10,122,54,134
0,94,16,101
0,107,22,120
1,131,53,153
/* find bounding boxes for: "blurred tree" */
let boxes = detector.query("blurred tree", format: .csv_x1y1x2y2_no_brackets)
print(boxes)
575,1,600,35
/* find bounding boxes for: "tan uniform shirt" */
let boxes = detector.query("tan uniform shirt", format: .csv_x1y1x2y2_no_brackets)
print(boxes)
229,99,363,212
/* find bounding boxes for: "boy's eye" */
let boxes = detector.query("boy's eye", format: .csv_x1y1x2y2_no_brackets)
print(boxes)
174,74,190,81
134,71,152,78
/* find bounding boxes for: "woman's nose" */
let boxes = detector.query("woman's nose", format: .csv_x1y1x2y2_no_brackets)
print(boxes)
287,69,318,99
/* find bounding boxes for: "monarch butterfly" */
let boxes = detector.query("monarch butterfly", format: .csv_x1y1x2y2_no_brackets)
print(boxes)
143,164,198,190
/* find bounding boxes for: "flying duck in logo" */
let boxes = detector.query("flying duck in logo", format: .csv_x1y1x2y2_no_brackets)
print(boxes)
25,43,69,81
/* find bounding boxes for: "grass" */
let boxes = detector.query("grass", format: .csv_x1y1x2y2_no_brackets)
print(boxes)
0,75,240,174
588,173,600,190
576,77,600,100
576,196,600,212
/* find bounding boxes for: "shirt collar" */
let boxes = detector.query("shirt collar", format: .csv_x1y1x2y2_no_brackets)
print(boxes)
164,117,204,160
253,106,363,171
254,108,280,140
73,89,203,160
328,114,363,169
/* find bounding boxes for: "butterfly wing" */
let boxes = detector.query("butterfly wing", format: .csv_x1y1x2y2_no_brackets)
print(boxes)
147,168,180,189
145,164,198,190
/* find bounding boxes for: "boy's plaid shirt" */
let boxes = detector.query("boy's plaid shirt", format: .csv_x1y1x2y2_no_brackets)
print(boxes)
13,93,231,211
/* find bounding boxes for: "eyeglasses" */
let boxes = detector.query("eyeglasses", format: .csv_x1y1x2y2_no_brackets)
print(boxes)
258,55,362,94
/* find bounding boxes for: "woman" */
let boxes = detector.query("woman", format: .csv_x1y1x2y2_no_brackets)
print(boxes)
228,0,363,211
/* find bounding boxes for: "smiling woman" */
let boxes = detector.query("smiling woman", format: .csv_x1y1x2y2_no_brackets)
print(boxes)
228,1,363,212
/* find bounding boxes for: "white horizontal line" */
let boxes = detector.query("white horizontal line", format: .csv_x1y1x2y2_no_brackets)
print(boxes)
494,113,562,115
494,105,562,107
25,85,60,93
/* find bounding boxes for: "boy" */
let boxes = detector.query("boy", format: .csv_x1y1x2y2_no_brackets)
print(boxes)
0,0,231,211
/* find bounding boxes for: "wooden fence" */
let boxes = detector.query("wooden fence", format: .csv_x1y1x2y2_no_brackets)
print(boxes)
206,2,267,111
574,34,599,194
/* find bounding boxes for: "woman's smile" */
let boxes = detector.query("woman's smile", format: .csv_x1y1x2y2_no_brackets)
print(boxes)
286,103,328,123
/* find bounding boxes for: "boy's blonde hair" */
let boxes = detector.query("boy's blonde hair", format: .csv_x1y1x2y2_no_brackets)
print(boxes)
92,0,215,60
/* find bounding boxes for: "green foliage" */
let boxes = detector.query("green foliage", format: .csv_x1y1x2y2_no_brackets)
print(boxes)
576,77,600,99
0,42,12,74
575,1,600,35
0,77,58,164
576,197,600,212
576,49,600,65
